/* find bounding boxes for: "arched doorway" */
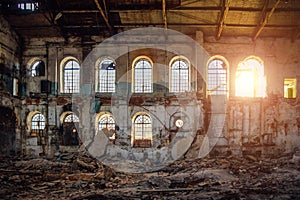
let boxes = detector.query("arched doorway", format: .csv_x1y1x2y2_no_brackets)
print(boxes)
61,113,79,146
0,106,16,155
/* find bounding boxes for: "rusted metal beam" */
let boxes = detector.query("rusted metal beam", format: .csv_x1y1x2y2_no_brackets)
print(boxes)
253,0,281,40
162,0,167,29
94,0,113,33
216,0,230,40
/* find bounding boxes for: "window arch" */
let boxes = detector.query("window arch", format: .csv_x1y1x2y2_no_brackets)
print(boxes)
207,56,229,95
132,112,152,148
170,56,190,93
97,112,116,141
61,57,80,93
235,56,266,97
96,57,116,93
31,60,45,77
64,114,80,123
133,56,153,93
31,113,45,136
61,113,79,146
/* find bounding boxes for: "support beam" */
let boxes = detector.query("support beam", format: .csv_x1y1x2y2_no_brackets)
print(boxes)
103,0,108,18
216,0,230,40
162,0,167,29
253,0,281,41
94,0,113,34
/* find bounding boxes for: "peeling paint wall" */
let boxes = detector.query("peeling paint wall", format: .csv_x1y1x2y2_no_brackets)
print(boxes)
1,19,300,159
0,16,22,156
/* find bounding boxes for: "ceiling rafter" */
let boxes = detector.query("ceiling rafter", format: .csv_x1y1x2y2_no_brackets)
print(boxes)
59,7,300,14
216,0,230,40
253,0,281,41
94,0,113,34
162,0,167,29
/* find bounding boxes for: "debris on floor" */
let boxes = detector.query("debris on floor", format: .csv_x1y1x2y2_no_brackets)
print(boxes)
0,150,299,199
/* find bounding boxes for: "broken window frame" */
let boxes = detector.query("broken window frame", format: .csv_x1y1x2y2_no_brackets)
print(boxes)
97,113,116,140
96,57,116,93
170,56,190,93
132,113,152,148
133,57,153,93
31,60,45,77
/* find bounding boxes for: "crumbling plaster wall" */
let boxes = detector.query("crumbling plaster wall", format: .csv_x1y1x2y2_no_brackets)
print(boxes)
203,36,300,156
22,36,206,158
203,36,300,97
20,31,300,157
0,16,22,155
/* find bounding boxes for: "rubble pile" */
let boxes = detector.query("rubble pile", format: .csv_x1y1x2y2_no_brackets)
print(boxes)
0,151,299,199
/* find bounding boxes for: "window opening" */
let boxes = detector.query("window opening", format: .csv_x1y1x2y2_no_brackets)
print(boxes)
134,58,152,93
284,78,297,98
170,58,189,93
31,113,45,137
98,113,116,140
133,114,152,148
31,60,45,77
64,60,80,93
235,57,266,97
207,59,227,95
98,59,116,93
62,114,79,145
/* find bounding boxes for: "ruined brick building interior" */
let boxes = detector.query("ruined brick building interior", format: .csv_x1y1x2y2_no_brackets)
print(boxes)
0,0,300,199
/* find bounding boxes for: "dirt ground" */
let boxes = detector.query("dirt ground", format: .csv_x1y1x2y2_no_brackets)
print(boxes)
0,150,299,200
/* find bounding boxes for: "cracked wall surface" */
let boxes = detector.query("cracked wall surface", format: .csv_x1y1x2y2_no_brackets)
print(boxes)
0,16,300,159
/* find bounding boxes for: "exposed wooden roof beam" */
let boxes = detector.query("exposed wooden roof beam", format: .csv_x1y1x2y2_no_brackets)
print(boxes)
162,0,167,29
60,7,300,14
253,0,281,40
216,0,230,40
94,0,113,34
13,24,297,30
103,0,108,18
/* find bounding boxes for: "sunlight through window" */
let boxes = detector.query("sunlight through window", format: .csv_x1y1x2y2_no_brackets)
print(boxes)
235,57,266,97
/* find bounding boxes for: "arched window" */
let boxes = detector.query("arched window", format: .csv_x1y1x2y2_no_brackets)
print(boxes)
170,56,190,93
133,57,152,93
63,59,80,93
64,114,79,123
31,113,45,136
132,113,152,148
235,57,266,97
62,113,79,146
98,113,116,140
96,58,116,93
207,57,228,95
31,60,45,77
